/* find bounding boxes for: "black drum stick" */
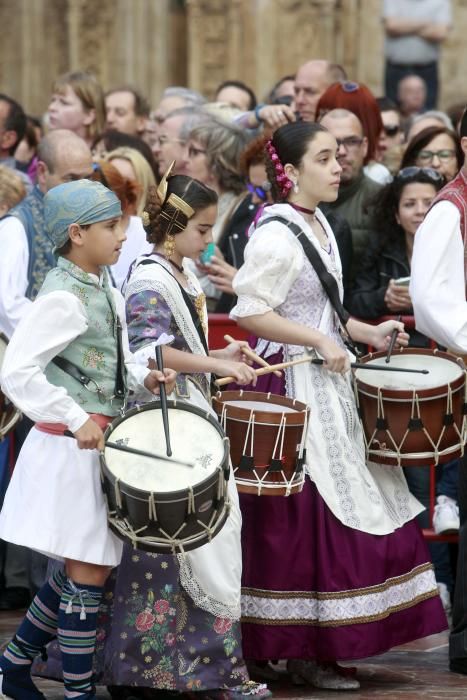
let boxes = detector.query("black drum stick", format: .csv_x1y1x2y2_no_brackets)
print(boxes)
155,345,172,457
104,441,192,467
386,315,402,363
63,430,192,467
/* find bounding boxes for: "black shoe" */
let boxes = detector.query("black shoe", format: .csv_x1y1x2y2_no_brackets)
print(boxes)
0,664,46,699
450,659,467,675
0,587,32,610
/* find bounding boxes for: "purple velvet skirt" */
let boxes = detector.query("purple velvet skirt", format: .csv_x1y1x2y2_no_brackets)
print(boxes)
237,348,447,662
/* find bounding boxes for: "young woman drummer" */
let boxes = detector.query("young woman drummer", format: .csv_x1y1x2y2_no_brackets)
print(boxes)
230,121,447,690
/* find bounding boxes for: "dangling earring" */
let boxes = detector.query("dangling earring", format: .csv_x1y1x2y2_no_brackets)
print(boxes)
164,234,175,259
293,181,299,194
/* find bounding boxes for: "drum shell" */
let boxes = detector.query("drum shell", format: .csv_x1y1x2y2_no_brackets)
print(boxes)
100,401,230,553
355,349,466,466
212,391,308,496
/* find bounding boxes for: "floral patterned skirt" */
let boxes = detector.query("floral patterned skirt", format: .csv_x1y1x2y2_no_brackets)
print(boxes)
33,546,248,692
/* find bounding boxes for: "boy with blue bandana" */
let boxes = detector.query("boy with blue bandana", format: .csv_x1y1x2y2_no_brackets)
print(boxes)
0,179,176,700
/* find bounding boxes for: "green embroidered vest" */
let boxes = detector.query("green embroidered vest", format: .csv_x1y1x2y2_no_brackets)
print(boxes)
39,257,127,416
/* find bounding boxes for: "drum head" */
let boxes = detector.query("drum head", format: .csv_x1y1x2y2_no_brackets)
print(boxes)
104,404,226,493
355,353,463,391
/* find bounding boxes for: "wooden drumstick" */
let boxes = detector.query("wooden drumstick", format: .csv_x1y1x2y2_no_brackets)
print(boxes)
155,344,172,457
215,356,429,386
223,334,282,377
385,315,402,363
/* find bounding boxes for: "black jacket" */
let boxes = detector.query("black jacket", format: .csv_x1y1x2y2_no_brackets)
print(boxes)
347,235,430,347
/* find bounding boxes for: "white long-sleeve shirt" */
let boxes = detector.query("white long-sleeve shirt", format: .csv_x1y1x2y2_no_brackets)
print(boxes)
410,199,467,352
0,216,32,338
1,282,152,433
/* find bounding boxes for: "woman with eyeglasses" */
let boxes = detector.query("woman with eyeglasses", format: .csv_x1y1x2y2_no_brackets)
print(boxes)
347,166,444,336
401,125,463,183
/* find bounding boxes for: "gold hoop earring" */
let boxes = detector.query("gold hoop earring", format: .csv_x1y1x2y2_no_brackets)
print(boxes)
164,234,175,259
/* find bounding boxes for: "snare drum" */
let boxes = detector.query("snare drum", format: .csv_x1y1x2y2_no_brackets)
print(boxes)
212,391,309,496
354,348,466,466
100,401,231,553
0,334,20,440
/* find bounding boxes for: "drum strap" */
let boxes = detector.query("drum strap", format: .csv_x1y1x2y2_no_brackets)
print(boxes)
51,316,126,405
256,215,361,357
137,259,209,355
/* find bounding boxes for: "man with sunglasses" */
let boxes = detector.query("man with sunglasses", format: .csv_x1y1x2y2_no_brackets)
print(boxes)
411,107,467,676
377,97,404,163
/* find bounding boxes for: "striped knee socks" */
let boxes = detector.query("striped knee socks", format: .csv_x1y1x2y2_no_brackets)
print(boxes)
0,568,66,699
2,568,66,667
58,578,103,699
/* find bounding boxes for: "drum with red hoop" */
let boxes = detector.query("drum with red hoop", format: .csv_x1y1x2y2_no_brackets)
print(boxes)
212,391,309,496
354,348,466,466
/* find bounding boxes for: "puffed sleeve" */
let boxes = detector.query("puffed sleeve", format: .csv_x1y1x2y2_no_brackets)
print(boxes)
230,220,303,319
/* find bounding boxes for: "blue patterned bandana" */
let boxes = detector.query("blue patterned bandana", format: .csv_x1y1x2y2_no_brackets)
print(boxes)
44,179,122,249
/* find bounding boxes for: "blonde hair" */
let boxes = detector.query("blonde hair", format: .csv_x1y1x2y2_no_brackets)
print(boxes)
0,166,26,211
105,146,156,216
52,71,105,139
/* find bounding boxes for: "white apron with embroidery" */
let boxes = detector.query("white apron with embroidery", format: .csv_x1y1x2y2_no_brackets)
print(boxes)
126,257,242,620
232,203,423,535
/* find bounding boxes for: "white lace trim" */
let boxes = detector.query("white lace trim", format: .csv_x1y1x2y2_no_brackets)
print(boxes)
230,294,272,320
241,564,438,625
255,338,283,359
178,551,241,621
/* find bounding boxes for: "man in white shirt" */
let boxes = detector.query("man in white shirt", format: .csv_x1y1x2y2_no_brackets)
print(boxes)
411,107,467,675
0,129,93,339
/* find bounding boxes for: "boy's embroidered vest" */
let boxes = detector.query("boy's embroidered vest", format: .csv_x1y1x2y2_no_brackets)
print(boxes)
9,186,55,300
428,169,467,289
39,257,127,416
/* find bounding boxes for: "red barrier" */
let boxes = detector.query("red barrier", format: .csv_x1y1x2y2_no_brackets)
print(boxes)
208,313,249,349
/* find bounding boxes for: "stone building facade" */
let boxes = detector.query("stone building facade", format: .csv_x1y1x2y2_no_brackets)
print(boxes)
0,0,465,116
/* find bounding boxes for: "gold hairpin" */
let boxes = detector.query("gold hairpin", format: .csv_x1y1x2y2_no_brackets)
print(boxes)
157,160,195,220
142,211,150,227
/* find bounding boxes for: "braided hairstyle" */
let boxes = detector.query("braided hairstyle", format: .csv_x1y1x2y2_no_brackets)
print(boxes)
144,175,218,245
265,121,328,202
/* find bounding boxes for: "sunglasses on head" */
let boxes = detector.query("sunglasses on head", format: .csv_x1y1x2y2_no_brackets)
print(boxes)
247,182,271,201
340,81,360,93
383,124,400,137
396,166,444,183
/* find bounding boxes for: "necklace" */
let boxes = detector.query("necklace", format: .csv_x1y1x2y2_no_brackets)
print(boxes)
290,202,316,217
153,251,184,273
